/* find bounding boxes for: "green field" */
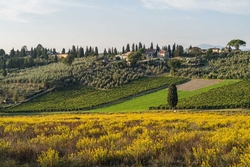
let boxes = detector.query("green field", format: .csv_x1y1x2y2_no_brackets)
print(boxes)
92,79,240,112
3,76,186,113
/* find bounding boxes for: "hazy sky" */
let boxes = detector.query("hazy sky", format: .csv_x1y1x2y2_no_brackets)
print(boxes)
1,0,250,53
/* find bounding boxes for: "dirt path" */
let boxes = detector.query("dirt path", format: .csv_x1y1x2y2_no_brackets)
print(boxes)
177,79,223,91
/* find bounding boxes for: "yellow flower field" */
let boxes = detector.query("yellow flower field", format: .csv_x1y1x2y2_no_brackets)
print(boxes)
0,111,250,166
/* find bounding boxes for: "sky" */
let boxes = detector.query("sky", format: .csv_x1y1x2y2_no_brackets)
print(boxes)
0,0,250,53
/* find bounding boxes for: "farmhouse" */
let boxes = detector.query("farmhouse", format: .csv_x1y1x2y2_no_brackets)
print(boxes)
145,49,156,59
211,47,220,53
118,52,131,61
157,50,169,59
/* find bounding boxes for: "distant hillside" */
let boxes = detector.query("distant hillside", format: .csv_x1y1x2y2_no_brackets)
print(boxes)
197,43,224,49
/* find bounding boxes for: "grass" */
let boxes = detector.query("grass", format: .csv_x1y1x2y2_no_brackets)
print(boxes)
4,76,186,113
91,79,240,112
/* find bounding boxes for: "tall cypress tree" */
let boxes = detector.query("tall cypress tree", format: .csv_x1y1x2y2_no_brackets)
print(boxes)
108,48,112,55
172,43,176,57
135,44,138,52
126,44,130,53
150,42,153,49
103,48,107,56
111,47,114,55
30,47,34,57
139,42,142,49
114,48,118,55
168,84,178,109
122,46,125,54
85,46,89,56
72,45,76,57
132,43,135,52
78,47,84,58
94,47,99,56
156,44,160,52
61,48,66,54
168,45,171,57
53,48,57,54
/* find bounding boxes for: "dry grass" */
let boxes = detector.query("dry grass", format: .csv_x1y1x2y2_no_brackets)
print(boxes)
177,79,223,91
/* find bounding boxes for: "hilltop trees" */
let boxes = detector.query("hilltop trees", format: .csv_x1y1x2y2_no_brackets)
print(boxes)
128,51,143,66
0,49,5,56
126,44,130,53
174,45,184,57
77,47,84,58
61,48,66,54
227,39,246,50
168,84,178,109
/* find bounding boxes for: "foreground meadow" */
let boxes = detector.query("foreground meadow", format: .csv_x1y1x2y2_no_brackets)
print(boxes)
1,111,250,166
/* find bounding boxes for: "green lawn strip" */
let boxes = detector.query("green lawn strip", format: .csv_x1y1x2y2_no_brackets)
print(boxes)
91,79,240,112
4,76,186,112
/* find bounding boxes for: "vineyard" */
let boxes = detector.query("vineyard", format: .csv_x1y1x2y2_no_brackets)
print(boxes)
153,80,250,110
4,76,186,113
92,79,239,112
1,111,250,166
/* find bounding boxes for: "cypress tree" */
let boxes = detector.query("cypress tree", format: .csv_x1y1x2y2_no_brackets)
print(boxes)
114,48,118,55
122,46,125,54
103,48,107,56
156,44,160,52
126,44,130,52
72,45,76,57
94,47,99,56
85,46,89,56
78,47,84,58
132,43,135,52
168,45,171,57
61,48,66,54
150,42,153,49
108,48,112,55
135,44,138,51
139,42,142,49
168,84,178,110
172,43,176,57
30,47,34,57
111,47,114,55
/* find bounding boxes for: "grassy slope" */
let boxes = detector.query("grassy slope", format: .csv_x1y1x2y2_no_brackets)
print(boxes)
5,76,186,112
91,79,240,112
